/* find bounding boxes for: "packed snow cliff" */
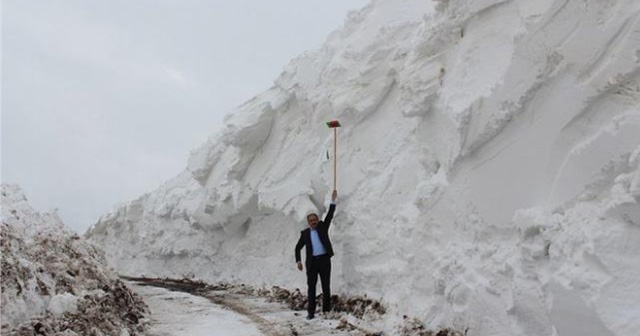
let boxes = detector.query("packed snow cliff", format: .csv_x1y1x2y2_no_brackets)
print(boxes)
87,0,640,335
1,185,147,335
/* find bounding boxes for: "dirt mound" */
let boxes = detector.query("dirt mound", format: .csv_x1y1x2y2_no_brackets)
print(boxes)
255,285,386,318
6,280,147,336
1,185,148,336
398,316,465,336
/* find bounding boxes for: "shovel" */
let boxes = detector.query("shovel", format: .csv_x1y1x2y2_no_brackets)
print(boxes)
326,120,341,191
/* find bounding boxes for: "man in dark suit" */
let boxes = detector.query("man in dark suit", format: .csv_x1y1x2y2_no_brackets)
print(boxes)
295,190,338,320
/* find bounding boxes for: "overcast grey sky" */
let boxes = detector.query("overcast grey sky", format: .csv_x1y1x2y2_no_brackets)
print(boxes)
1,0,369,232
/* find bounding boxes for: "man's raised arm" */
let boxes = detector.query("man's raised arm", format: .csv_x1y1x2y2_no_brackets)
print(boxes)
324,190,338,228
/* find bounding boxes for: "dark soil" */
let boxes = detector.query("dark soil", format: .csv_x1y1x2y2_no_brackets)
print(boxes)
1,223,148,336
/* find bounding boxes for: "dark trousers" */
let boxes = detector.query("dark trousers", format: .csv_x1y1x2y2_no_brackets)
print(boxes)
306,254,331,315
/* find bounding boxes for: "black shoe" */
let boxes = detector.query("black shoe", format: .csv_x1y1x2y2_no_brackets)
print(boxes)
306,314,314,320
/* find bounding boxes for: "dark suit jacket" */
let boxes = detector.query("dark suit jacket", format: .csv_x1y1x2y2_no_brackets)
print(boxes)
295,204,336,266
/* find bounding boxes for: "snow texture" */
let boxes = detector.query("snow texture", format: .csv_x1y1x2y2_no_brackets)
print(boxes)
1,184,147,335
131,284,262,336
87,0,640,335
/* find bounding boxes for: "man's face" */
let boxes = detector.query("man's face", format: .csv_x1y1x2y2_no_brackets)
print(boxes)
307,214,319,229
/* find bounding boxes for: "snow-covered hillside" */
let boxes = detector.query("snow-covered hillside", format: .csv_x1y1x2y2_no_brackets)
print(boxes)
1,185,147,335
86,0,640,335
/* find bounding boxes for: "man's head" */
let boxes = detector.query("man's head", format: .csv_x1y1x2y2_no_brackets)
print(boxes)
307,213,319,229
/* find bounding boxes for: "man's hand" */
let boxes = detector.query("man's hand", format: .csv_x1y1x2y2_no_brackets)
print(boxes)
297,262,303,271
331,190,338,202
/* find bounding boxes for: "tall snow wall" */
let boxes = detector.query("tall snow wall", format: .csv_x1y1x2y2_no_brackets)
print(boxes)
86,0,640,335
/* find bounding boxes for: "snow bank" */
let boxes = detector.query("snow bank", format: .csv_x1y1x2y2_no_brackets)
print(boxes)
87,0,640,335
1,184,147,335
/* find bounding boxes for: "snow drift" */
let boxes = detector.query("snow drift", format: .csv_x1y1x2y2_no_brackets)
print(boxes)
1,185,147,335
87,0,640,335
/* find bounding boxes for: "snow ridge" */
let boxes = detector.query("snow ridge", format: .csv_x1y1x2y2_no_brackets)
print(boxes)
87,0,640,335
1,185,147,335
